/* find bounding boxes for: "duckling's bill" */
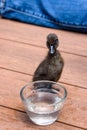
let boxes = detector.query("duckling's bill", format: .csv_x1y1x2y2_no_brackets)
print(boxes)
50,45,55,54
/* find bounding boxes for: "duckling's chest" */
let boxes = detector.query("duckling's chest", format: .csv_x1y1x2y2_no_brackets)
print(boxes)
47,55,60,65
46,56,62,72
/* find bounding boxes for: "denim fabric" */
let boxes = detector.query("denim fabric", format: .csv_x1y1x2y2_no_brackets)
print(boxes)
0,0,87,33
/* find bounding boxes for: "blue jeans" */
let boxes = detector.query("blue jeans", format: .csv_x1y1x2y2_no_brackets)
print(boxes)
0,0,87,33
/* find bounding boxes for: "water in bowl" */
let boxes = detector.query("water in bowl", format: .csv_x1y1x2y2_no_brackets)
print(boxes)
25,90,63,125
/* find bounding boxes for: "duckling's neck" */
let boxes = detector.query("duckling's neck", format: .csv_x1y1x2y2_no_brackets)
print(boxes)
47,50,60,60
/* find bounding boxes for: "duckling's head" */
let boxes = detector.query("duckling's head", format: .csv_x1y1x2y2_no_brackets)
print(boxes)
46,33,59,55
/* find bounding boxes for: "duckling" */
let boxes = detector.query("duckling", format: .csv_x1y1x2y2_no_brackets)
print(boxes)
32,33,64,83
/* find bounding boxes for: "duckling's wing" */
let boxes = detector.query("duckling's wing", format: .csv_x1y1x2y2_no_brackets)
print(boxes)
32,60,48,81
54,60,64,81
46,57,64,82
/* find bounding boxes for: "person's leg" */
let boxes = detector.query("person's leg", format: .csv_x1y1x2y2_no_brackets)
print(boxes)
0,0,87,33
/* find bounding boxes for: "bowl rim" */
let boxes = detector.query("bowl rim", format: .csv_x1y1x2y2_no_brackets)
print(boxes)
20,80,67,106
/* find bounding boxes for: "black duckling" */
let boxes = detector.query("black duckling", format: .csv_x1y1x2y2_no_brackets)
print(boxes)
32,33,64,83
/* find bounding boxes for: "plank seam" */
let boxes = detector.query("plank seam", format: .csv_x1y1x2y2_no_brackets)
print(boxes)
0,67,87,90
0,37,87,58
0,105,86,130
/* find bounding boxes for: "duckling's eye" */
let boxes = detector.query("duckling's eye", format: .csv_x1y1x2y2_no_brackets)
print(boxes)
55,39,58,43
55,39,59,47
46,41,50,48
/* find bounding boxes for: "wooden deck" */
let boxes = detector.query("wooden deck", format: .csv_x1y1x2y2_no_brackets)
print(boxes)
0,19,87,130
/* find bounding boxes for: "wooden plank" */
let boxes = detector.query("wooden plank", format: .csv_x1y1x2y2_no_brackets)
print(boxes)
0,106,83,130
0,19,87,57
0,39,87,88
0,69,87,129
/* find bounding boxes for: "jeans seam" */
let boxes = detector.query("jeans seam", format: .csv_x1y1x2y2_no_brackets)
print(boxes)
0,0,6,15
4,6,87,28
